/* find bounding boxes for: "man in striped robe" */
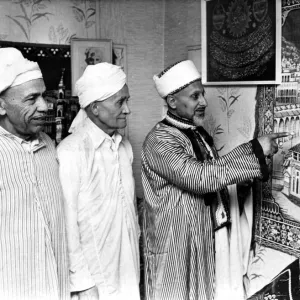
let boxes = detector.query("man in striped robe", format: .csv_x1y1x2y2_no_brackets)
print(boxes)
0,48,69,300
141,60,288,300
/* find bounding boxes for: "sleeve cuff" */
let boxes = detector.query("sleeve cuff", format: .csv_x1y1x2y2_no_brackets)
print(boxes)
250,139,269,182
70,269,95,292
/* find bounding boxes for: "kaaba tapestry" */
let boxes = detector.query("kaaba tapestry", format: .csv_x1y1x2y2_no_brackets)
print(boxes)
255,1,300,257
201,0,281,85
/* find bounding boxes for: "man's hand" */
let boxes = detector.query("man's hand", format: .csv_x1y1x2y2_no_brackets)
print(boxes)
72,286,99,300
257,132,290,158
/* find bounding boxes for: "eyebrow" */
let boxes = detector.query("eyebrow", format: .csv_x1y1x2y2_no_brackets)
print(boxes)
191,90,204,96
118,96,130,102
23,92,43,101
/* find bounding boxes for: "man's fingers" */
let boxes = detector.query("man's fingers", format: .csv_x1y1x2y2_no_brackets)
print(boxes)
270,132,290,139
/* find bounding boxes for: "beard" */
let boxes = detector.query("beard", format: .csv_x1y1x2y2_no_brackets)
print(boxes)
192,114,205,127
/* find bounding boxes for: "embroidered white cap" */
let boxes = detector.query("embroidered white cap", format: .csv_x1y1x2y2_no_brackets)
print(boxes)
153,60,201,98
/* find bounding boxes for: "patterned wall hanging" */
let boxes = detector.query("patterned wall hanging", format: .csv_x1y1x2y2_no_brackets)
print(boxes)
255,1,300,257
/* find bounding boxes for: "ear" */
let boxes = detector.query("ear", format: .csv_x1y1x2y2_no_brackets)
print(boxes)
89,101,99,116
0,97,7,116
166,94,177,109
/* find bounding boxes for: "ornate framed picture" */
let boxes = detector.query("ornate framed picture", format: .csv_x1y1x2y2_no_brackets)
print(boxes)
201,0,281,85
71,38,112,95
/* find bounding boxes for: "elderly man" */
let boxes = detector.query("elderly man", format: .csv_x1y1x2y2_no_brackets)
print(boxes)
0,48,69,300
57,63,140,300
141,60,288,300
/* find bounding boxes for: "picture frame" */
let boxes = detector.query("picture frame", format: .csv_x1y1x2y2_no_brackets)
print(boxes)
201,0,281,85
254,2,300,258
71,38,112,95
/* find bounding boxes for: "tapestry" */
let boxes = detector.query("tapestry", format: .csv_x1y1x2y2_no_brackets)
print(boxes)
247,259,300,300
255,1,300,257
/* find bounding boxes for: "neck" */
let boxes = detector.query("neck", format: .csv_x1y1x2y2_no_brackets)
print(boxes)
168,110,193,124
165,110,196,130
167,110,194,125
102,128,115,137
89,117,116,136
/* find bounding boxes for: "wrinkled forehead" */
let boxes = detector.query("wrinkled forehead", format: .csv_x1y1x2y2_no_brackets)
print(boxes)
1,78,46,100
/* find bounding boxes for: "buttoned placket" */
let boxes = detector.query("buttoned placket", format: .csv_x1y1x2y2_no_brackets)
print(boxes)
26,142,60,294
26,144,52,240
109,139,126,207
110,138,136,236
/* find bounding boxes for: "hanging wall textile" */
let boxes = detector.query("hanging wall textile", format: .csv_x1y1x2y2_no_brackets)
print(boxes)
255,1,300,258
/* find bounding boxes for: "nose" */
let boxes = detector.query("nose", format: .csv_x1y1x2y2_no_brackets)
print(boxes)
198,94,207,107
122,102,131,115
36,96,48,113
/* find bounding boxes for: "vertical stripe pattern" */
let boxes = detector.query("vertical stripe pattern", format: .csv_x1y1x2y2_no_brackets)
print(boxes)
141,122,263,300
0,128,69,300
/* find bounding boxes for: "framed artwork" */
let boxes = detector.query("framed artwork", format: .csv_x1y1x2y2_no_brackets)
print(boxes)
71,38,112,95
201,0,281,85
254,1,300,257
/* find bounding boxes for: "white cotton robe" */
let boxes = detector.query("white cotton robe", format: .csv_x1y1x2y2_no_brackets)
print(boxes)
57,117,140,300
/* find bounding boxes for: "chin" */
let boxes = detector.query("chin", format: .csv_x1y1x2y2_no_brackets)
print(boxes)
193,115,205,127
29,125,44,136
117,120,127,129
35,124,45,131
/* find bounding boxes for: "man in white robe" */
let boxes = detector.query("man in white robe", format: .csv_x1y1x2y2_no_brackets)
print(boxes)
57,63,140,300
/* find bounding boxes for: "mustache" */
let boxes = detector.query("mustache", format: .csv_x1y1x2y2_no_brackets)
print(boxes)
195,106,206,112
30,115,47,121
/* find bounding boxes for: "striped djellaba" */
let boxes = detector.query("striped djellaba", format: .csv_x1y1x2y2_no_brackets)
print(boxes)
141,113,264,300
0,126,69,300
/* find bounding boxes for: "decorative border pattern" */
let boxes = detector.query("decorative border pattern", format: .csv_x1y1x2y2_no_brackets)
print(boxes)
0,40,71,59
